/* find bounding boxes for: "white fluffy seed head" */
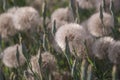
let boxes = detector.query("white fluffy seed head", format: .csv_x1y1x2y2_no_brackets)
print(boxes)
76,0,96,9
28,52,57,75
96,0,120,13
87,12,114,37
1,44,26,68
26,0,43,12
12,7,40,33
51,7,74,22
50,7,74,30
0,13,16,39
41,52,57,72
92,37,114,60
108,41,120,64
55,23,94,58
51,71,62,80
7,7,19,14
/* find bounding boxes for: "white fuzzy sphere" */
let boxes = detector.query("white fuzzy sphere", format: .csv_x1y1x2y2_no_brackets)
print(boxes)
55,23,93,58
76,0,96,9
87,12,114,37
1,44,26,68
12,7,40,33
92,37,114,59
0,13,17,39
108,41,120,64
96,0,120,13
50,7,74,30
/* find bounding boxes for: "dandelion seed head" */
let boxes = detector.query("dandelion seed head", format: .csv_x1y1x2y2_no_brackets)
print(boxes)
52,71,62,80
96,0,120,13
7,7,18,14
87,12,114,37
108,41,120,64
55,23,93,58
76,0,96,9
50,7,74,30
2,44,26,68
51,7,74,22
28,52,57,76
13,7,40,33
0,13,16,39
41,52,57,72
26,0,43,12
92,37,114,59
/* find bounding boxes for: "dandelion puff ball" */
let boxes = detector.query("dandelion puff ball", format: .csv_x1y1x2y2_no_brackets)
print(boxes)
76,0,96,9
26,0,43,12
7,7,18,14
1,44,26,68
13,7,40,33
96,0,120,13
92,37,114,60
50,7,74,30
41,52,57,73
28,52,57,75
55,23,93,58
87,12,114,37
51,71,62,80
0,13,16,39
108,41,120,64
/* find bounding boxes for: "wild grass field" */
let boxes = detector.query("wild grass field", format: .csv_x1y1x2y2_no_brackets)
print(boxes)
0,0,120,80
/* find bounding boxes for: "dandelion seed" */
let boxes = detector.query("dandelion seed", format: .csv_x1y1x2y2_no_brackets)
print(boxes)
76,0,96,9
0,13,16,39
28,52,57,75
7,7,18,14
50,7,74,30
96,0,120,13
51,71,62,80
26,0,43,12
1,44,26,68
108,41,120,64
12,7,40,33
55,23,94,58
92,37,114,59
87,12,114,37
41,52,57,72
